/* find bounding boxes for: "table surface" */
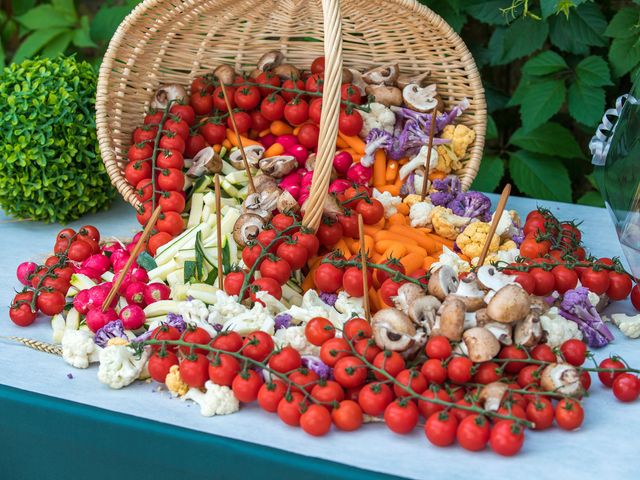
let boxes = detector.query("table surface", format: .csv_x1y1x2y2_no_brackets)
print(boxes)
1,196,639,480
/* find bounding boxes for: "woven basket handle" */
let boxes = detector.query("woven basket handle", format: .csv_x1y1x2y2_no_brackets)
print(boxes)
301,0,343,232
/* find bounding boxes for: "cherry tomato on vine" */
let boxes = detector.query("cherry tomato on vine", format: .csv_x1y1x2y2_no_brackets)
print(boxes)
490,420,525,456
260,93,286,121
292,230,320,258
300,404,332,436
607,272,633,301
305,317,335,346
179,354,209,388
159,133,185,153
421,359,447,385
211,331,243,352
314,263,344,293
523,216,549,237
305,73,324,94
612,373,640,402
277,392,307,426
531,344,557,363
242,331,275,362
340,83,362,105
526,397,554,430
316,221,343,247
529,267,555,296
551,265,579,294
232,370,264,403
425,411,458,447
258,380,287,412
498,345,528,374
226,111,252,134
373,351,405,380
125,161,151,186
631,284,640,311
234,85,261,110
268,346,302,374
289,368,320,394
250,277,283,303
169,102,196,126
284,98,309,126
473,362,502,385
378,279,403,307
308,97,323,124
384,399,419,434
9,303,37,327
334,356,367,388
354,338,381,362
200,120,227,145
358,382,394,416
212,85,235,111
163,116,189,139
332,400,363,431
456,415,490,451
67,240,93,262
276,241,308,271
156,211,185,236
311,380,345,406
560,339,587,366
342,266,372,297
297,123,320,149
338,109,363,137
598,357,625,387
319,338,350,367
580,268,610,295
281,78,305,102
425,335,452,360
190,91,213,115
148,351,179,383
343,317,372,341
356,199,384,225
447,357,473,384
208,353,240,386
555,399,584,430
375,259,405,286
259,256,292,285
158,191,186,213
157,168,185,192
337,212,359,238
394,369,427,397
223,270,247,297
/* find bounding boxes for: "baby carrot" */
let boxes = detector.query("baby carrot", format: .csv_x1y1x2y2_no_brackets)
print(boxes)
226,129,261,148
212,144,222,153
374,230,417,245
382,243,407,260
385,160,399,183
378,185,401,196
258,128,272,137
222,139,232,149
388,224,437,254
429,171,446,181
387,213,406,226
369,287,381,312
270,120,293,136
373,150,387,188
264,142,285,157
334,238,351,258
338,132,365,154
336,135,350,149
400,252,424,274
422,256,437,271
396,202,409,215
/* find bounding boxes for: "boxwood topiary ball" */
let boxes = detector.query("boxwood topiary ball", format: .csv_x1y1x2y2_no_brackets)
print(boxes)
0,56,114,222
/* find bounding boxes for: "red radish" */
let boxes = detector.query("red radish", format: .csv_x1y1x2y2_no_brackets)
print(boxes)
73,289,91,315
73,266,101,281
86,308,118,332
329,179,351,194
132,231,144,244
259,134,277,149
16,262,38,285
144,283,171,305
130,267,149,283
101,242,124,255
301,171,314,188
286,144,309,167
276,134,298,150
110,250,131,272
125,282,147,307
333,151,353,175
119,304,146,330
347,163,372,184
82,254,111,276
88,285,113,310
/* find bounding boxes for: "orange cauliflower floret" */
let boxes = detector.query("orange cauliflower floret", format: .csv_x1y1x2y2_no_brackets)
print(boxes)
456,222,500,259
431,206,472,240
165,364,189,397
442,124,476,158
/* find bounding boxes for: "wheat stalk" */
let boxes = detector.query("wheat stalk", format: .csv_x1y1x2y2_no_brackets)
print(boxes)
1,336,62,356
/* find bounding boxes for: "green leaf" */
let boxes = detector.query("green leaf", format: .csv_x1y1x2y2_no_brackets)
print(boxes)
419,1,466,32
137,251,158,271
491,17,549,65
73,16,97,48
91,5,132,43
0,40,5,69
12,0,37,16
16,5,75,30
52,0,77,21
604,8,640,39
540,0,558,19
12,28,69,62
509,150,572,202
465,0,513,25
568,80,605,127
609,35,640,77
472,155,504,193
519,78,566,131
522,51,568,76
575,56,612,87
41,31,73,58
510,122,583,158
549,3,607,55
486,115,498,141
577,190,604,207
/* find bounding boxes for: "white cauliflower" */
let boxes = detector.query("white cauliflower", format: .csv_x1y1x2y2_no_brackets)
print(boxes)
183,381,239,416
491,209,521,240
207,290,247,321
61,329,101,369
609,313,640,339
540,307,583,347
399,145,438,180
223,303,275,335
274,326,320,356
179,299,210,324
430,246,471,274
255,291,289,314
410,201,435,228
359,102,396,137
373,189,402,218
334,291,366,323
97,344,149,389
283,290,340,325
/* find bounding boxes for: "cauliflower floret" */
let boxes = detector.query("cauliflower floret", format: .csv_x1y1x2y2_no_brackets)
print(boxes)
399,145,439,179
441,124,476,158
223,303,275,336
403,194,423,207
430,246,471,274
431,206,472,240
410,201,435,228
435,145,462,173
456,222,500,259
610,313,640,339
540,307,583,347
179,299,209,324
183,381,239,416
61,329,101,369
492,210,521,239
373,189,402,217
165,365,189,397
97,344,149,389
274,326,320,356
359,102,396,137
334,291,366,321
479,245,520,266
208,290,247,320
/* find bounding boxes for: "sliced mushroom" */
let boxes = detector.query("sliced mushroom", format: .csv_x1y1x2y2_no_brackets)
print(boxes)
276,190,299,213
479,382,509,412
514,313,543,348
530,296,551,315
486,284,531,324
259,155,297,178
242,190,280,219
371,308,417,352
186,147,222,178
408,295,441,331
304,153,317,171
362,64,400,85
341,68,354,84
477,265,515,292
392,283,425,315
151,84,187,110
397,71,431,89
427,265,459,301
253,174,278,193
348,68,367,95
364,85,403,107
450,273,486,311
540,363,583,397
229,144,265,169
484,322,513,346
232,213,265,247
402,84,438,112
213,65,236,85
463,327,501,363
257,50,284,72
434,297,466,341
272,64,301,80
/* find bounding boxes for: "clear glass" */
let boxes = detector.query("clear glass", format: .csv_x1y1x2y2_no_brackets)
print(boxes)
595,71,640,276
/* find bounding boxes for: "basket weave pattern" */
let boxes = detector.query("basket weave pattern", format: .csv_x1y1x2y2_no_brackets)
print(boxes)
96,0,486,222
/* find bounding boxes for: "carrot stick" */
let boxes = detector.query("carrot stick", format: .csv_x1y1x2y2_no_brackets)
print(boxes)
258,128,271,137
363,224,382,237
226,129,261,148
213,144,222,153
422,256,437,271
222,139,232,149
400,252,424,274
387,213,406,226
338,132,365,154
301,271,316,292
264,142,285,157
429,171,446,181
382,243,407,260
336,135,350,149
373,150,387,188
378,185,401,196
396,202,409,215
385,160,398,183
427,233,455,250
374,230,418,245
388,225,437,254
270,120,293,136
398,156,409,166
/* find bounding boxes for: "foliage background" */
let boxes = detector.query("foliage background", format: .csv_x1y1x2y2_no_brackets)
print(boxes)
1,0,639,206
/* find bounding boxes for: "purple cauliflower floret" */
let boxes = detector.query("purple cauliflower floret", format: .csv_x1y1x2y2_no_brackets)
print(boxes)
559,287,614,348
363,129,393,166
449,191,492,220
301,355,332,380
274,313,293,330
94,320,127,348
430,176,462,207
400,172,416,196
319,292,338,307
166,312,187,333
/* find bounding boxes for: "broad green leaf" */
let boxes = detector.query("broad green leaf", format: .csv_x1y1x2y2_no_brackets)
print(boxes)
575,56,612,86
577,190,604,207
484,84,510,113
522,51,568,76
465,0,513,26
90,5,132,42
492,17,549,65
12,0,36,16
73,16,97,48
519,78,566,131
568,80,605,127
487,27,507,66
51,0,77,21
510,123,583,158
609,35,640,77
0,39,4,68
509,150,572,202
486,115,498,141
540,0,558,19
12,28,69,62
604,8,640,39
16,5,75,30
41,31,73,58
472,155,504,193
418,1,466,32
549,3,607,54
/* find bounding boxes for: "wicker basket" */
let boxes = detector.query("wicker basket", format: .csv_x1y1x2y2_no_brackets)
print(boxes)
96,0,486,230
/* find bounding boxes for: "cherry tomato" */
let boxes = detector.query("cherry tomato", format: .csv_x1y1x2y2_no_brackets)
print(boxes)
128,142,153,162
268,346,302,373
260,93,286,121
289,368,320,394
425,411,458,447
337,211,359,238
555,398,584,430
425,335,452,360
300,404,332,436
211,331,243,352
277,392,307,426
333,356,367,388
132,125,157,144
612,373,640,402
223,270,246,297
523,217,549,237
498,345,529,374
342,266,372,297
258,380,287,412
308,97,323,124
156,211,185,236
311,380,345,406
157,168,185,191
159,132,185,153
134,179,153,203
379,279,403,307
384,399,419,434
332,400,363,431
304,317,335,346
531,344,557,363
208,353,240,386
249,110,270,132
212,85,235,111
257,228,280,252
343,318,372,341
144,109,163,125
598,357,625,387
560,339,587,366
276,240,308,271
338,109,363,136
314,263,344,293
374,259,405,286
305,73,324,93
190,89,214,114
631,284,640,311
311,56,325,74
529,267,555,296
232,370,264,403
447,356,473,384
607,272,633,301
580,268,610,295
180,327,212,356
9,303,37,326
394,369,427,398
242,243,263,269
163,116,189,139
242,331,274,362
226,111,252,134
234,85,261,110
519,236,550,258
340,83,362,105
517,365,541,388
473,362,502,385
526,397,554,430
200,119,227,145
158,191,186,213
358,382,393,415
356,199,384,225
297,123,320,149
319,338,350,366
179,354,209,388
148,351,179,383
456,415,490,451
67,240,93,262
259,256,291,285
292,230,320,258
421,359,447,385
150,325,180,351
284,98,309,125
354,338,381,362
250,277,282,303
551,265,578,294
125,160,151,186
490,420,525,456
581,371,592,390
373,351,406,380
157,149,184,169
